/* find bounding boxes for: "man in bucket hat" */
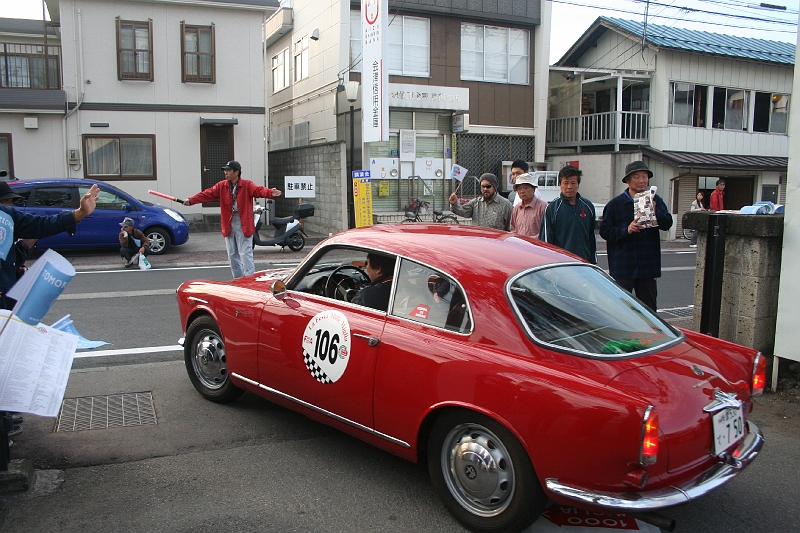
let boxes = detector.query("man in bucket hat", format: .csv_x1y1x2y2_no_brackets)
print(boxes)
509,173,547,238
449,172,512,230
183,161,282,278
599,160,673,312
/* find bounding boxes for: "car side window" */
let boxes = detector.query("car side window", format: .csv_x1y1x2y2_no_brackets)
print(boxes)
10,186,32,207
33,187,76,208
391,259,471,333
79,185,128,210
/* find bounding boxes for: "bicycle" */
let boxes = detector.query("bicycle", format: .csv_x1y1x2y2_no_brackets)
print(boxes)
404,198,459,224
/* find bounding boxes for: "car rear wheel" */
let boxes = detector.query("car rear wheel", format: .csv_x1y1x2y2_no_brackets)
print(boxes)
146,227,171,255
184,316,244,403
428,410,547,533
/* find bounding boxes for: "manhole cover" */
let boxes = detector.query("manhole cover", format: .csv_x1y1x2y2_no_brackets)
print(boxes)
56,392,157,432
659,306,694,318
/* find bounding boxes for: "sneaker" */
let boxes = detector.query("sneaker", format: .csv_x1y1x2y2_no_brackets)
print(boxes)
124,258,135,268
7,425,22,437
689,244,697,248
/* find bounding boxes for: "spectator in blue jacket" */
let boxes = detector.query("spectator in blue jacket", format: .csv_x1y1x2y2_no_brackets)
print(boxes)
539,166,597,263
599,161,673,312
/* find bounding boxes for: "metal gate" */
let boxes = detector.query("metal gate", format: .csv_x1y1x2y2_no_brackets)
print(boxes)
454,133,535,198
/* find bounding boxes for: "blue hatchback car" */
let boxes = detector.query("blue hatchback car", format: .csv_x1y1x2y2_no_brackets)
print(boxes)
7,178,189,255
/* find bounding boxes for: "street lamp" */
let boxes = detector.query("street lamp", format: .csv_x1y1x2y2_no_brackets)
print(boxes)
346,81,359,229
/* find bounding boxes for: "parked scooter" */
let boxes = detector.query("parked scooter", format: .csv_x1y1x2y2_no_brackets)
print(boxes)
251,202,314,251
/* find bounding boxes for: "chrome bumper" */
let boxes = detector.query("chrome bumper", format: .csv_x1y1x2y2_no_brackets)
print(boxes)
546,420,763,511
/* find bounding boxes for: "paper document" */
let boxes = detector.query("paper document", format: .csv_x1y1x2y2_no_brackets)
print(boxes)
0,311,78,417
7,249,76,325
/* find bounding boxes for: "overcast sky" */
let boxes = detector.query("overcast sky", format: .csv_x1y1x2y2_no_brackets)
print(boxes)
2,0,798,64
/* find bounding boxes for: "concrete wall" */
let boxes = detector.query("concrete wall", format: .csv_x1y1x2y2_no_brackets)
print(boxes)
267,141,347,235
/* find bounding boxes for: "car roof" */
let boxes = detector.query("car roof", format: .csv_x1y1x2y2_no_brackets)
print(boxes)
324,224,582,281
8,178,112,187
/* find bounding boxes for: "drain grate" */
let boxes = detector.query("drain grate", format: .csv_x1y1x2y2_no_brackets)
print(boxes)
658,306,694,319
56,392,157,432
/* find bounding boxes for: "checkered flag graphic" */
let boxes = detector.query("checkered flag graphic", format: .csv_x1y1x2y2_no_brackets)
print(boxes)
303,351,332,384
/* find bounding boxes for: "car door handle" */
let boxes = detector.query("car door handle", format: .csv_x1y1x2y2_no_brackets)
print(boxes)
353,333,380,347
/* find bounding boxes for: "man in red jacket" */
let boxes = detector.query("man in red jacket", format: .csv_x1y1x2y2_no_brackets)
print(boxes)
184,161,281,278
710,178,726,211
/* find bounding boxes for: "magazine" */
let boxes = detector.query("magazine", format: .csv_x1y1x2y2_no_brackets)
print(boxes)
633,186,659,228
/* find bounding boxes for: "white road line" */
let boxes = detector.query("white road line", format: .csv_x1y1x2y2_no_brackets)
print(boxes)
59,289,176,300
661,266,696,272
75,345,183,358
76,265,232,275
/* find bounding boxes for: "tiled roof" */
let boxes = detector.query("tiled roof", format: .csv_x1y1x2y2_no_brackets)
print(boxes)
642,146,788,171
601,17,795,65
556,16,795,66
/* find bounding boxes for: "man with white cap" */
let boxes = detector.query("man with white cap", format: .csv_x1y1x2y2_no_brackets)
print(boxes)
599,160,673,311
119,216,151,268
509,173,547,238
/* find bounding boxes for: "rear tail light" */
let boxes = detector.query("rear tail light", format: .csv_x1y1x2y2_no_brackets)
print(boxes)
752,353,766,396
639,405,659,466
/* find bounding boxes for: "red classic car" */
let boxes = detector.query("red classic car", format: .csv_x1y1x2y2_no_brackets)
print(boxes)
177,224,765,533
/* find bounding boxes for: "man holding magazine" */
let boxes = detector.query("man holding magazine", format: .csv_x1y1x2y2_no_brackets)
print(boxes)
600,161,672,312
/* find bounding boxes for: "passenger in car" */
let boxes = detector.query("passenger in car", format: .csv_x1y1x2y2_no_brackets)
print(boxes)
352,253,396,312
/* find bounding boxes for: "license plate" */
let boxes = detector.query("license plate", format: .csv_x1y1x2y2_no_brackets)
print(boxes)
711,405,745,455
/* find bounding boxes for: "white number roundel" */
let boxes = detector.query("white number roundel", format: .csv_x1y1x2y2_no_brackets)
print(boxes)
302,311,351,384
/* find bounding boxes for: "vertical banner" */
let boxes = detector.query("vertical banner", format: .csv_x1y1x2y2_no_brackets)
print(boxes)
352,170,374,227
361,0,388,142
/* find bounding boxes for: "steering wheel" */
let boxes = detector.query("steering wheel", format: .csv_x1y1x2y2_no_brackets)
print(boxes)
324,265,369,301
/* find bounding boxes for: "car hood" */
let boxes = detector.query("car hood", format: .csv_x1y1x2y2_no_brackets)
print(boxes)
607,343,751,473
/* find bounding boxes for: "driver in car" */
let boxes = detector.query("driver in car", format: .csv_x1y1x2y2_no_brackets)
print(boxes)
352,253,396,311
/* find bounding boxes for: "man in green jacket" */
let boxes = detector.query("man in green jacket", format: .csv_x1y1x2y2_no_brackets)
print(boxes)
539,165,597,264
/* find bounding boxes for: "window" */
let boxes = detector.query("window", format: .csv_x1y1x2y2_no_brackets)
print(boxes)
712,87,748,130
0,44,61,89
461,23,529,84
83,135,156,180
78,186,129,211
294,36,308,82
0,133,13,179
116,18,153,81
349,11,430,76
10,186,31,208
388,16,429,76
272,48,289,92
670,82,707,126
33,187,75,208
181,23,215,83
391,259,472,333
754,92,789,134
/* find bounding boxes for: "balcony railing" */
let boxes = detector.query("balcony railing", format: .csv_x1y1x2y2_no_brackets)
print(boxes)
1,43,62,90
547,111,650,148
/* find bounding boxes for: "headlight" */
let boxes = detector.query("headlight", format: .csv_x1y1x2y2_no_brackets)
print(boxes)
165,208,185,222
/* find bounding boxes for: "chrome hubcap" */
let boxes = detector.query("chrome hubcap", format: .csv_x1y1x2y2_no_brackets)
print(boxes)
192,331,227,389
442,423,514,517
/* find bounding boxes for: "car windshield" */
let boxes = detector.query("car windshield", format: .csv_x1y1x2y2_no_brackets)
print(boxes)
508,264,680,357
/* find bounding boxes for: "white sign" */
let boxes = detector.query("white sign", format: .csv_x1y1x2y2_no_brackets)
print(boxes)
284,176,316,198
399,129,416,162
302,311,352,384
361,0,389,142
370,158,399,179
415,158,445,180
453,113,469,132
388,83,470,111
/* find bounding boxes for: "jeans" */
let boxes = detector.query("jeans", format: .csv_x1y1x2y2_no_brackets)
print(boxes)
225,212,255,278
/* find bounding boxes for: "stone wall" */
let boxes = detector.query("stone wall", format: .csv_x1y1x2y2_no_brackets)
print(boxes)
267,141,347,236
684,212,784,354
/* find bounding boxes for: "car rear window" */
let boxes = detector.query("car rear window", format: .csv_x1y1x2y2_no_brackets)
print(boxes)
33,187,75,208
508,264,680,357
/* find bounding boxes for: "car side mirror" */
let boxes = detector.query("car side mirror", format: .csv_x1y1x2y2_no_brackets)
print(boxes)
126,203,133,211
272,280,286,301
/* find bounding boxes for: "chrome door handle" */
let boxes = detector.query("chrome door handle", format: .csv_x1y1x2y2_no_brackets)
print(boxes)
353,333,380,347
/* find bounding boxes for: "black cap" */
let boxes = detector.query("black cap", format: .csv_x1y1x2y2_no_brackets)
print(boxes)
0,181,22,201
623,160,652,182
222,160,242,171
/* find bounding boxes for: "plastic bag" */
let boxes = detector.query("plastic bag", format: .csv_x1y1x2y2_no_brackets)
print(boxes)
139,255,152,270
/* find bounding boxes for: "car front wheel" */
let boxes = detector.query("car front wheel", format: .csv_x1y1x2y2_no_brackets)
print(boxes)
428,410,547,533
146,227,172,255
184,315,244,403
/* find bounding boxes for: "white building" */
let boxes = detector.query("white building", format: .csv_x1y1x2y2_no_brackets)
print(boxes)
1,0,278,216
546,17,794,237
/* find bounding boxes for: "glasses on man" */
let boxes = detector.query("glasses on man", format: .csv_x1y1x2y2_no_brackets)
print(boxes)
481,184,493,189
